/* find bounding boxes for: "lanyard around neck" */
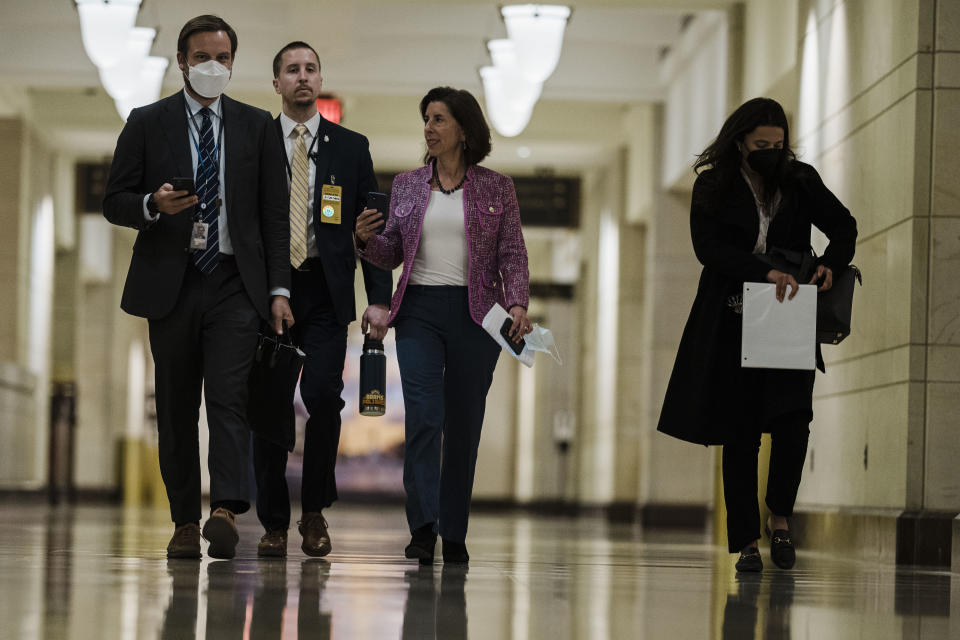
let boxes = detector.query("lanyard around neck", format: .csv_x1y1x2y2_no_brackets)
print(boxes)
186,104,225,172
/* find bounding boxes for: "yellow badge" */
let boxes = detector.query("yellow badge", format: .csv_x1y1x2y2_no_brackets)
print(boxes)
320,184,342,224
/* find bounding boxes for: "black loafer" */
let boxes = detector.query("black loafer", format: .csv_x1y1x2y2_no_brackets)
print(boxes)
765,525,796,570
442,539,469,564
405,523,437,565
735,547,763,573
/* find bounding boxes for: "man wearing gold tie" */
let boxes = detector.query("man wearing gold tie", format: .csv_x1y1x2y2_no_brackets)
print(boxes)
253,41,392,558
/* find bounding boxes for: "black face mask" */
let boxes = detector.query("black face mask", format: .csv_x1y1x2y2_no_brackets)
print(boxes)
746,148,783,178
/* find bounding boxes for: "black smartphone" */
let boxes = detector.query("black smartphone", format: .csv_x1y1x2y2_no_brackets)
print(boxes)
171,177,195,195
500,317,525,355
366,191,389,234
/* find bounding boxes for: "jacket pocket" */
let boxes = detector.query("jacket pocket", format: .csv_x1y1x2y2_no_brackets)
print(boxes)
481,271,501,289
477,201,503,233
394,203,414,218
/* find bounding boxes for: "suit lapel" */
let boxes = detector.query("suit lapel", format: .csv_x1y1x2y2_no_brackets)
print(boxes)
159,92,192,179
221,95,243,227
311,117,333,220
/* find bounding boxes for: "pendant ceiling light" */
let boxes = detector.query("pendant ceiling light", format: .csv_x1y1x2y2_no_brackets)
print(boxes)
74,0,167,121
500,4,571,84
481,5,570,137
98,26,156,101
115,56,168,122
480,39,542,138
75,0,143,69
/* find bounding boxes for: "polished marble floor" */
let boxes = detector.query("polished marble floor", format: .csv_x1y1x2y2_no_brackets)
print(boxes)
0,501,957,639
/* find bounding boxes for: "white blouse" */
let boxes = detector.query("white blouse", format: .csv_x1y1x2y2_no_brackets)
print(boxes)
740,168,782,254
408,190,468,286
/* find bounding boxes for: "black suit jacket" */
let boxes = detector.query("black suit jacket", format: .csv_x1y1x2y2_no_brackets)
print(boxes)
103,91,290,320
275,115,391,325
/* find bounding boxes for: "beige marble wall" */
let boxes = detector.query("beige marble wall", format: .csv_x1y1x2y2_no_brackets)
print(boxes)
0,118,23,364
782,0,960,514
74,224,145,490
0,116,58,488
921,0,960,511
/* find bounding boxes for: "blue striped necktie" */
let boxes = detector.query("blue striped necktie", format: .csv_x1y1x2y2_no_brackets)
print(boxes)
192,107,220,273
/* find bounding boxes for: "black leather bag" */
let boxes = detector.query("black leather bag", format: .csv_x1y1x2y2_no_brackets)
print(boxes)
816,264,862,344
756,247,862,345
247,324,305,452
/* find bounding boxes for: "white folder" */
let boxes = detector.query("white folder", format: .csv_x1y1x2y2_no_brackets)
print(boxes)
741,282,817,370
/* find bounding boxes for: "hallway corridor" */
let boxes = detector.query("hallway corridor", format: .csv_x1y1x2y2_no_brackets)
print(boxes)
1,501,956,639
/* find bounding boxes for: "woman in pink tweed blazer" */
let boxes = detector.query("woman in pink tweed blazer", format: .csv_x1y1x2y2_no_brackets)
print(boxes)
356,87,530,565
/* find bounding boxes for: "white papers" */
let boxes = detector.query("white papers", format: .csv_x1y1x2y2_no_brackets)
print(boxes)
741,283,817,370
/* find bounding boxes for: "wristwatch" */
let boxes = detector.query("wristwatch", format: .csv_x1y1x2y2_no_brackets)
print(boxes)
146,192,159,215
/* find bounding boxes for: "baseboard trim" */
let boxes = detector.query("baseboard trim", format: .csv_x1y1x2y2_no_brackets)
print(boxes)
791,508,959,568
639,504,711,530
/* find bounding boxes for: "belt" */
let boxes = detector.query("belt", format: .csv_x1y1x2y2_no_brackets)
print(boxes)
295,257,322,272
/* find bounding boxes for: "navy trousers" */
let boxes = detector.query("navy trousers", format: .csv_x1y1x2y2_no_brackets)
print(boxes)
394,286,501,543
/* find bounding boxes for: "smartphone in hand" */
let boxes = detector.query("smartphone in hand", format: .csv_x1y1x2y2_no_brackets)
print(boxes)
171,177,195,195
366,191,389,234
500,317,525,355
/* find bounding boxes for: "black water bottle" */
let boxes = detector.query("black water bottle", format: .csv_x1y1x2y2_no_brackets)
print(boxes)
359,335,386,417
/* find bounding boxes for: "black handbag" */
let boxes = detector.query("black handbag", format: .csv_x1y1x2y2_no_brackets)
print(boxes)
756,247,862,344
247,323,305,452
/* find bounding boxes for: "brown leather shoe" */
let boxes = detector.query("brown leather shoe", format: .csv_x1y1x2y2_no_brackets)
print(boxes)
167,523,201,559
258,529,288,558
298,512,331,557
202,508,239,559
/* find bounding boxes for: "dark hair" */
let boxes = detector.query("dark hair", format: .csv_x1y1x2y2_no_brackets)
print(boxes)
694,97,796,208
419,87,492,166
177,15,237,57
272,41,321,78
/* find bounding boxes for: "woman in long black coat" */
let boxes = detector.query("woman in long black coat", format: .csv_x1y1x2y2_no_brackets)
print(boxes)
657,98,857,572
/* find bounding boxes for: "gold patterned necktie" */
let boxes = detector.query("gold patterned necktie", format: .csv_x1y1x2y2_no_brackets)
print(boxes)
289,123,310,268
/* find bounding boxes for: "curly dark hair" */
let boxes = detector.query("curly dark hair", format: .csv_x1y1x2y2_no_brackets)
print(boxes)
419,87,492,166
694,97,796,209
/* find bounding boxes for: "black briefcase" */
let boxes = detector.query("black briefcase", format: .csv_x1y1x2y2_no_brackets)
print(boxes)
757,247,862,345
247,324,305,452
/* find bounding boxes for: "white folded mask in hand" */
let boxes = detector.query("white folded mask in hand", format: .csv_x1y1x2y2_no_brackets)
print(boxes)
481,303,562,367
524,324,562,365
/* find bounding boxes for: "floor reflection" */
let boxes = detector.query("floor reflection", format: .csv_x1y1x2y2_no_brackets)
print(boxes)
721,573,794,640
1,502,958,639
402,565,468,640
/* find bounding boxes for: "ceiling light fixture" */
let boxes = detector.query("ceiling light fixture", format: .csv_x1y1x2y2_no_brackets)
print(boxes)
74,0,168,121
500,4,571,84
114,56,168,122
75,0,143,69
98,26,157,101
480,39,542,138
481,5,570,138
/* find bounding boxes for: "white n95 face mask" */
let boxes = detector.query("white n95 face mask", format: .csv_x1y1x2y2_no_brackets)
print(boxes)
524,324,562,365
187,60,231,99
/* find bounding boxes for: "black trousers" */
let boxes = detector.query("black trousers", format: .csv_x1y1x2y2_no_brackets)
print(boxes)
253,264,348,531
722,411,810,553
148,258,260,526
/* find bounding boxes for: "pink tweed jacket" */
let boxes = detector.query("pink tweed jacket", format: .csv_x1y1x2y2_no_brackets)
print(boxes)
359,163,529,326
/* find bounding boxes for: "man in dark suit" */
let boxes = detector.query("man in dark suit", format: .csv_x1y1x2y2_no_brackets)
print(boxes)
103,15,292,560
252,41,392,558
